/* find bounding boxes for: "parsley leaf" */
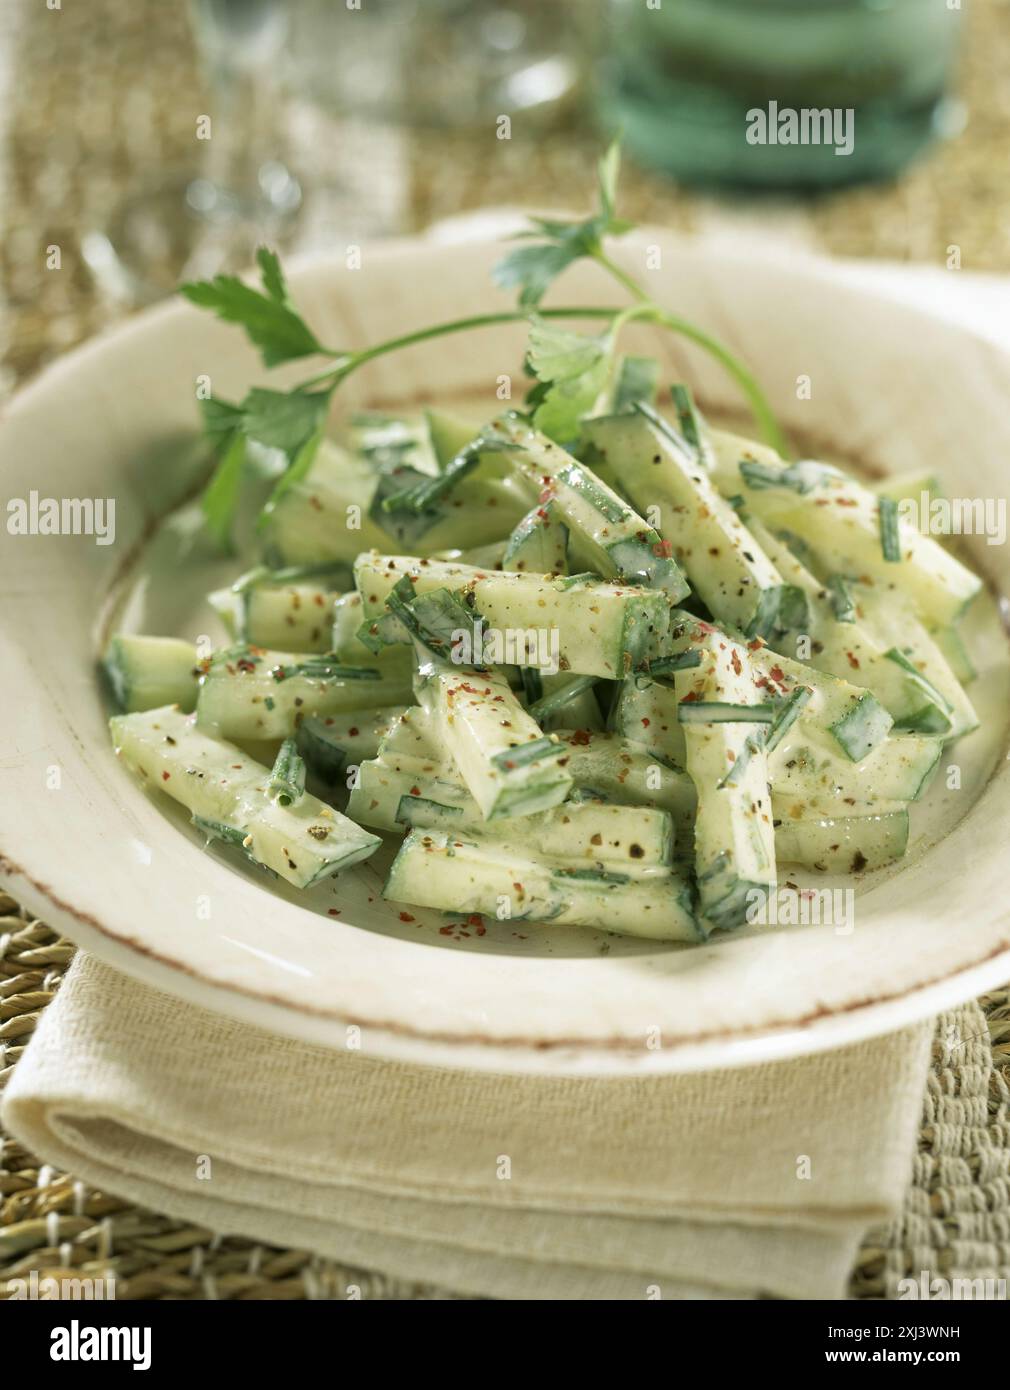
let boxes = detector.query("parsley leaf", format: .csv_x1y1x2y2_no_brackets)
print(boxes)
491,137,633,308
240,387,330,460
201,429,246,554
526,318,613,444
179,248,326,367
198,395,245,437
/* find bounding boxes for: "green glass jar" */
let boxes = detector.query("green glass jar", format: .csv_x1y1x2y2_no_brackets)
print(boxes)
600,0,965,189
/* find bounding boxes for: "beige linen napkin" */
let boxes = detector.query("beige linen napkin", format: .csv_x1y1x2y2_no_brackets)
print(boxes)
2,951,931,1300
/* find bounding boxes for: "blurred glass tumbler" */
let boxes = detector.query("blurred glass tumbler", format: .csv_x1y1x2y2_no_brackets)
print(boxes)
601,0,965,189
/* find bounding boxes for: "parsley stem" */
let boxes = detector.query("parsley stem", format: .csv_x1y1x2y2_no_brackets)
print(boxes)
297,308,620,392
297,298,789,461
593,249,790,460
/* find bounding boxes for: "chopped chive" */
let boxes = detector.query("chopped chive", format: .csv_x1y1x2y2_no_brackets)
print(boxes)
884,647,953,714
490,736,565,771
763,685,813,754
647,650,702,677
740,458,842,495
268,737,307,805
826,574,857,622
716,733,762,789
677,701,775,725
192,815,247,849
670,384,714,469
879,496,901,562
553,867,631,885
528,675,598,722
520,667,544,705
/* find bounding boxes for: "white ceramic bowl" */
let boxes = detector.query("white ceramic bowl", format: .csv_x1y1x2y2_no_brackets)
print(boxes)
2,232,1009,1074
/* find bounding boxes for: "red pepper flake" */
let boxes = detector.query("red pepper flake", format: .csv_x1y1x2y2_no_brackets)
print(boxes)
161,771,170,781
569,729,591,745
398,912,416,923
641,717,651,727
746,637,766,651
681,690,703,702
652,538,673,558
846,651,860,669
475,923,486,936
438,924,454,936
768,665,786,685
348,727,359,737
730,650,742,676
467,914,483,927
327,908,342,917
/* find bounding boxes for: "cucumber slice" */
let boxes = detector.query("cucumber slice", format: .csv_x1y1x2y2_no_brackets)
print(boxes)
415,660,572,820
102,635,199,714
353,553,670,680
210,578,340,653
612,674,687,767
774,810,909,872
737,514,930,726
296,706,407,783
260,440,390,568
669,624,777,930
395,793,674,873
196,645,412,740
384,829,701,941
503,500,569,575
930,625,976,685
709,428,981,626
330,591,414,680
486,413,690,599
747,647,893,762
581,407,797,637
770,732,942,808
110,706,379,888
856,588,979,739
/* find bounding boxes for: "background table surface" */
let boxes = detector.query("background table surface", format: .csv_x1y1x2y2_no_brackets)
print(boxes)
2,0,1009,1301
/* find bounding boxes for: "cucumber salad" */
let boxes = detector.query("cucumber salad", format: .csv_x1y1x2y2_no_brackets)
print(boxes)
102,143,987,943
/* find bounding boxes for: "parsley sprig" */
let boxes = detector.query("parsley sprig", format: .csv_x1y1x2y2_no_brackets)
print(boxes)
178,142,788,550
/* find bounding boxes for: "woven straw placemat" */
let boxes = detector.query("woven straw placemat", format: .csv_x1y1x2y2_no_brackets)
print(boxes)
1,893,1008,1300
2,0,1010,1300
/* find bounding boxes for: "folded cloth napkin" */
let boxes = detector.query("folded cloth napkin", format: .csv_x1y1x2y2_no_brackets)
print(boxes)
2,951,932,1300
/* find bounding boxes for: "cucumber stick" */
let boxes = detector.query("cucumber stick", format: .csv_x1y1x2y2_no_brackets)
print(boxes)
384,830,700,941
354,553,670,679
739,515,932,727
110,706,379,888
330,591,414,679
395,794,674,874
502,500,569,575
486,412,689,599
581,406,799,638
769,733,942,810
415,660,572,819
661,611,893,763
103,635,199,714
196,645,412,740
855,588,979,739
671,626,776,930
775,810,909,873
260,440,390,568
296,706,407,783
209,574,341,653
708,428,981,626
